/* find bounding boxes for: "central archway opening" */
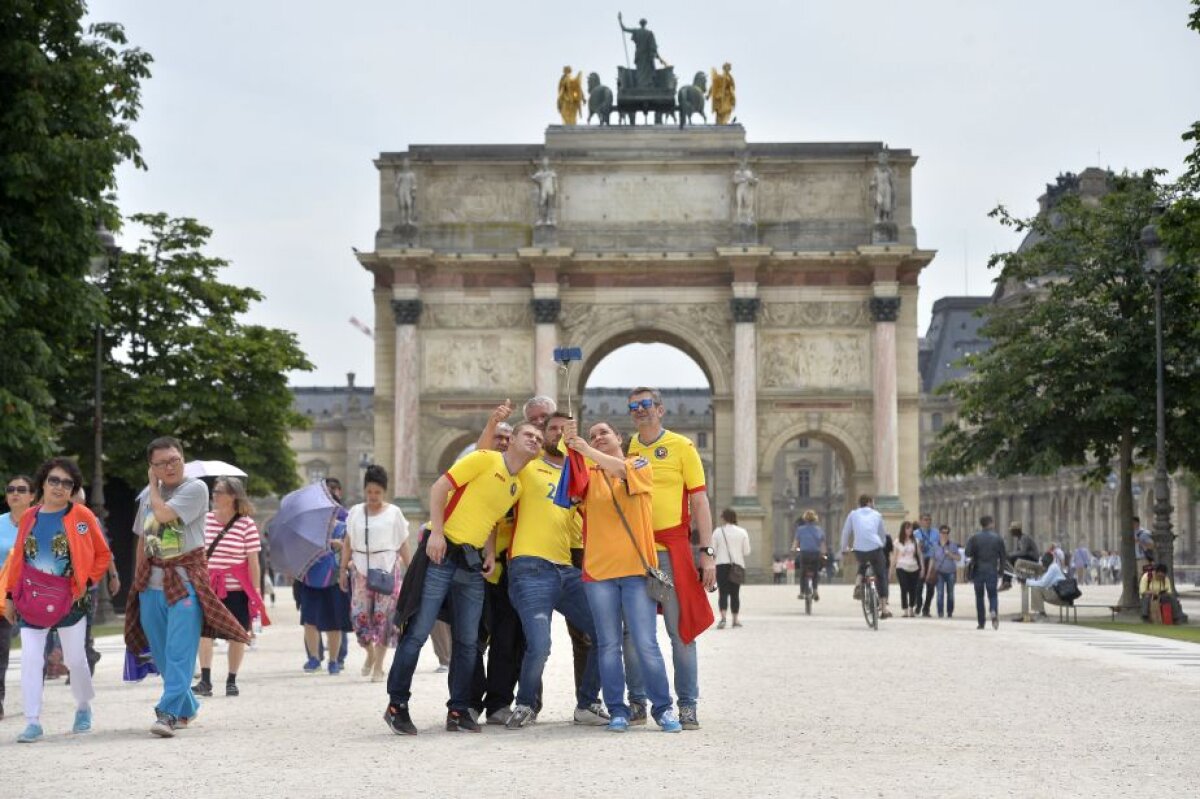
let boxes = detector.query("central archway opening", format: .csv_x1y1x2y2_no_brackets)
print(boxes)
771,433,850,567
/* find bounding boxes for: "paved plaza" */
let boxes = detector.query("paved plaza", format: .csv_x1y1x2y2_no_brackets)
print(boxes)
5,583,1198,798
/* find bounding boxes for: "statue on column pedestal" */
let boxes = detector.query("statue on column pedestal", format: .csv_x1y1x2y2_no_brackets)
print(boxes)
531,156,558,244
870,149,898,243
393,157,418,245
732,155,758,244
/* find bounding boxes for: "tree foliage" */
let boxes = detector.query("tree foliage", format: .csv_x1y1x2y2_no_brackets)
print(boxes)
0,1,152,476
52,214,313,496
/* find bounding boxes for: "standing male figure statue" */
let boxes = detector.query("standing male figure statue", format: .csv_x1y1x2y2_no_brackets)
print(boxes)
732,156,758,226
870,149,896,225
618,13,667,88
394,157,416,226
531,157,558,226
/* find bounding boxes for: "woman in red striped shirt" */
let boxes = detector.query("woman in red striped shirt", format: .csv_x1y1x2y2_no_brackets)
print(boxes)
193,477,266,697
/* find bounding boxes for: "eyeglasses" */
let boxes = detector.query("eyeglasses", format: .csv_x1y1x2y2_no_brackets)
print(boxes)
627,398,657,411
151,457,183,470
5,485,30,495
45,476,76,490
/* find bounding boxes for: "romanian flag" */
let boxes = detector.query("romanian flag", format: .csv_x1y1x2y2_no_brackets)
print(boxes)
553,448,590,509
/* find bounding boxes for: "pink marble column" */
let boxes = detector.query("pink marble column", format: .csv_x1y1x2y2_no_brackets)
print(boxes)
870,296,900,498
391,298,422,502
531,298,560,398
731,297,760,499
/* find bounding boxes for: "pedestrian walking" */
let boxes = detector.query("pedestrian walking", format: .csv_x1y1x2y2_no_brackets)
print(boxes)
713,508,751,629
891,521,924,617
965,515,1008,631
927,526,962,618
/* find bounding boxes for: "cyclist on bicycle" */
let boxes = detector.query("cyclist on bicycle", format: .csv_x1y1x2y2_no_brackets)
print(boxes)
840,494,891,619
793,510,826,601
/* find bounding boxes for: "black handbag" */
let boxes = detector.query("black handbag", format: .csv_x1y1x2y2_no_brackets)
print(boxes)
719,526,745,584
1054,577,1082,602
598,470,674,604
363,510,395,595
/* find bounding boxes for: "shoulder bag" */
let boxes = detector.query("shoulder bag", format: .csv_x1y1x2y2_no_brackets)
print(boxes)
14,506,75,628
598,469,674,605
206,514,242,559
719,526,746,584
363,508,396,595
1053,576,1082,603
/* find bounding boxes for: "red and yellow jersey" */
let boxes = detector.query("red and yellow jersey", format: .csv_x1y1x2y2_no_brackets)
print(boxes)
580,457,657,581
443,450,522,549
510,458,579,566
625,428,706,533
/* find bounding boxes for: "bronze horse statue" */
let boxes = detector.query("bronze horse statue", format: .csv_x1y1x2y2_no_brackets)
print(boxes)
677,71,707,128
588,73,614,126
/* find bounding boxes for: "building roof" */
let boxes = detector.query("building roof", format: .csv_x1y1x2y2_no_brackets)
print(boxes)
580,387,713,421
920,296,991,393
292,375,373,420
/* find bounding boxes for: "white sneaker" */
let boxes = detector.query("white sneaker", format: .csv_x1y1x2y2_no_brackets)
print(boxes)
573,702,610,726
486,707,513,726
505,704,537,729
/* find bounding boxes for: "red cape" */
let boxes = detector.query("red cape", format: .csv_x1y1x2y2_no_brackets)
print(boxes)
654,524,714,644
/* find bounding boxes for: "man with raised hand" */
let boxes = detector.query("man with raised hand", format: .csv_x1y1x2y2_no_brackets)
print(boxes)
504,412,605,729
383,422,543,735
624,386,715,731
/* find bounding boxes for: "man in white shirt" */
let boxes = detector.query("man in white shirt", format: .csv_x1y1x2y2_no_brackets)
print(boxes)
840,494,891,619
1025,555,1071,617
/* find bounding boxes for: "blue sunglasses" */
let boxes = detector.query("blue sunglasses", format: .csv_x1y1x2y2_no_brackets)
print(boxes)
627,398,657,411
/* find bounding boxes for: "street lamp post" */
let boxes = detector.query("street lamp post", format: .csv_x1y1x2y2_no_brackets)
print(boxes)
90,224,120,622
1139,220,1177,601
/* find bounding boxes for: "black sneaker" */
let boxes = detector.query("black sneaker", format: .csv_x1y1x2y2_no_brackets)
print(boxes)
629,701,648,726
192,680,213,697
446,709,481,733
226,682,240,697
384,704,417,735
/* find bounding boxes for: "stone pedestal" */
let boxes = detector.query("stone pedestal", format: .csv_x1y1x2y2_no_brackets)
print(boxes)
392,222,418,247
731,296,760,499
872,222,898,244
870,295,901,501
391,298,422,506
533,223,557,246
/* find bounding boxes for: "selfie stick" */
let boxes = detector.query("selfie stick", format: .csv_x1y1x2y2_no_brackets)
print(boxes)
553,346,583,418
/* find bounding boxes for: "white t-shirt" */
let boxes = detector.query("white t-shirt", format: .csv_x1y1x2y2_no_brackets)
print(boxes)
346,503,409,574
713,523,751,568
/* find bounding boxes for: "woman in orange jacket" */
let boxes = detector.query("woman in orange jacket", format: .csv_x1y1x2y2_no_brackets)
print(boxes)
0,457,111,743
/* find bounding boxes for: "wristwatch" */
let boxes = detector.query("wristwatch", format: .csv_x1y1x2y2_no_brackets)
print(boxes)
699,546,715,557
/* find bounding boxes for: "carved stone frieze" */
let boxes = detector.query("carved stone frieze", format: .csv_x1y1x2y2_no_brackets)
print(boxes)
423,303,532,330
759,301,870,328
421,332,532,391
760,332,870,390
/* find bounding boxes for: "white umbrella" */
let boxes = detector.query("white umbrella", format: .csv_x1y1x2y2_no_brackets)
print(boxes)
184,460,247,479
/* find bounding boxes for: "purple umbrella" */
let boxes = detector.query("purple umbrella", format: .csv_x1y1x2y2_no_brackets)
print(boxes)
269,481,339,579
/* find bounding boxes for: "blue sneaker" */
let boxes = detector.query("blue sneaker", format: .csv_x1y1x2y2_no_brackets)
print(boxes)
73,708,93,733
607,716,630,733
17,723,44,743
303,657,321,673
656,709,682,733
328,660,342,676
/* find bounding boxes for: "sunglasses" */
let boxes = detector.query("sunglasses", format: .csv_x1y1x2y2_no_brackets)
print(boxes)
627,398,657,411
45,476,76,490
5,485,30,494
151,457,183,469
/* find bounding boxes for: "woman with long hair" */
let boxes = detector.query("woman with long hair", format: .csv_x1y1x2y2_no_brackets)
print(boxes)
891,521,925,617
194,477,269,698
713,508,750,629
0,458,111,742
340,465,410,682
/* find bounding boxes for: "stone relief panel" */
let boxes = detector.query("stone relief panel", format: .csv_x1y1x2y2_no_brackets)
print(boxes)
421,172,531,224
759,301,870,328
760,332,870,390
424,304,532,330
560,172,729,224
756,168,867,221
421,331,533,392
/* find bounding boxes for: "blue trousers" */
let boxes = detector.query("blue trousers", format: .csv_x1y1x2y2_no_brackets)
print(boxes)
139,585,202,720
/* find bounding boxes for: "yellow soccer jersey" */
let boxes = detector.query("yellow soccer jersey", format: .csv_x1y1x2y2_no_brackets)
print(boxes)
509,458,577,566
626,428,706,533
443,450,523,549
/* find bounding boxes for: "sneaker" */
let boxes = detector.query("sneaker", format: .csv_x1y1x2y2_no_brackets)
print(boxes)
384,704,417,736
573,702,610,726
991,612,999,630
853,583,863,600
445,709,481,733
360,662,372,677
192,679,213,697
17,723,44,743
328,661,342,676
73,708,93,734
657,709,683,733
678,705,700,730
434,664,449,674
468,708,481,723
486,707,513,726
303,657,321,673
813,591,820,601
976,624,985,630
717,618,726,629
732,620,743,628
226,682,240,697
150,712,177,738
880,609,893,619
921,610,932,617
629,701,647,726
505,704,537,729
607,715,630,733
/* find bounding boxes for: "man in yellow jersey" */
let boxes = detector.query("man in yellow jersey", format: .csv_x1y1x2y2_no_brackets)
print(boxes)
625,386,716,731
384,422,543,735
504,412,606,729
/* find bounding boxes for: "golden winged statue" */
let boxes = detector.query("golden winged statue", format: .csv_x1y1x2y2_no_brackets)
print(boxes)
557,66,585,126
707,62,736,125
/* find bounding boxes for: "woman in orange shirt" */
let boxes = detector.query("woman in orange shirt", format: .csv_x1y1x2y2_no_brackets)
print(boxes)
565,421,680,733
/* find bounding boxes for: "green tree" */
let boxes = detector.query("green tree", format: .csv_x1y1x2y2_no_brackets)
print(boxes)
52,213,313,497
0,1,151,476
926,171,1200,608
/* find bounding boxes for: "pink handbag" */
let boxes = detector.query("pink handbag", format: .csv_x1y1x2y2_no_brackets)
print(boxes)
14,565,74,628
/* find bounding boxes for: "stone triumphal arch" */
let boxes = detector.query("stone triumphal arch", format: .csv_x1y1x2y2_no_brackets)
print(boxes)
357,126,933,572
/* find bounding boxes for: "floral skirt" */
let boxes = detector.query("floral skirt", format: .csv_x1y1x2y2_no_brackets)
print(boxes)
351,566,401,647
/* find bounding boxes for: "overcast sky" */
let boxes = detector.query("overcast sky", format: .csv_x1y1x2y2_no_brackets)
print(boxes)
89,0,1200,389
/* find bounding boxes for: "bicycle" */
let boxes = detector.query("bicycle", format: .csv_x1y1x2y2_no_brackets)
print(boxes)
796,552,822,616
859,562,880,630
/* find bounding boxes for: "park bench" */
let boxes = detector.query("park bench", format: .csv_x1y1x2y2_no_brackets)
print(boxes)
1058,602,1138,623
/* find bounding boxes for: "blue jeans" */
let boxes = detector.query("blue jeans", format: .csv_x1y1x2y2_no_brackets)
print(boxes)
584,575,674,720
386,556,484,712
624,549,698,708
139,585,202,720
936,572,956,616
973,571,998,626
507,556,600,710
